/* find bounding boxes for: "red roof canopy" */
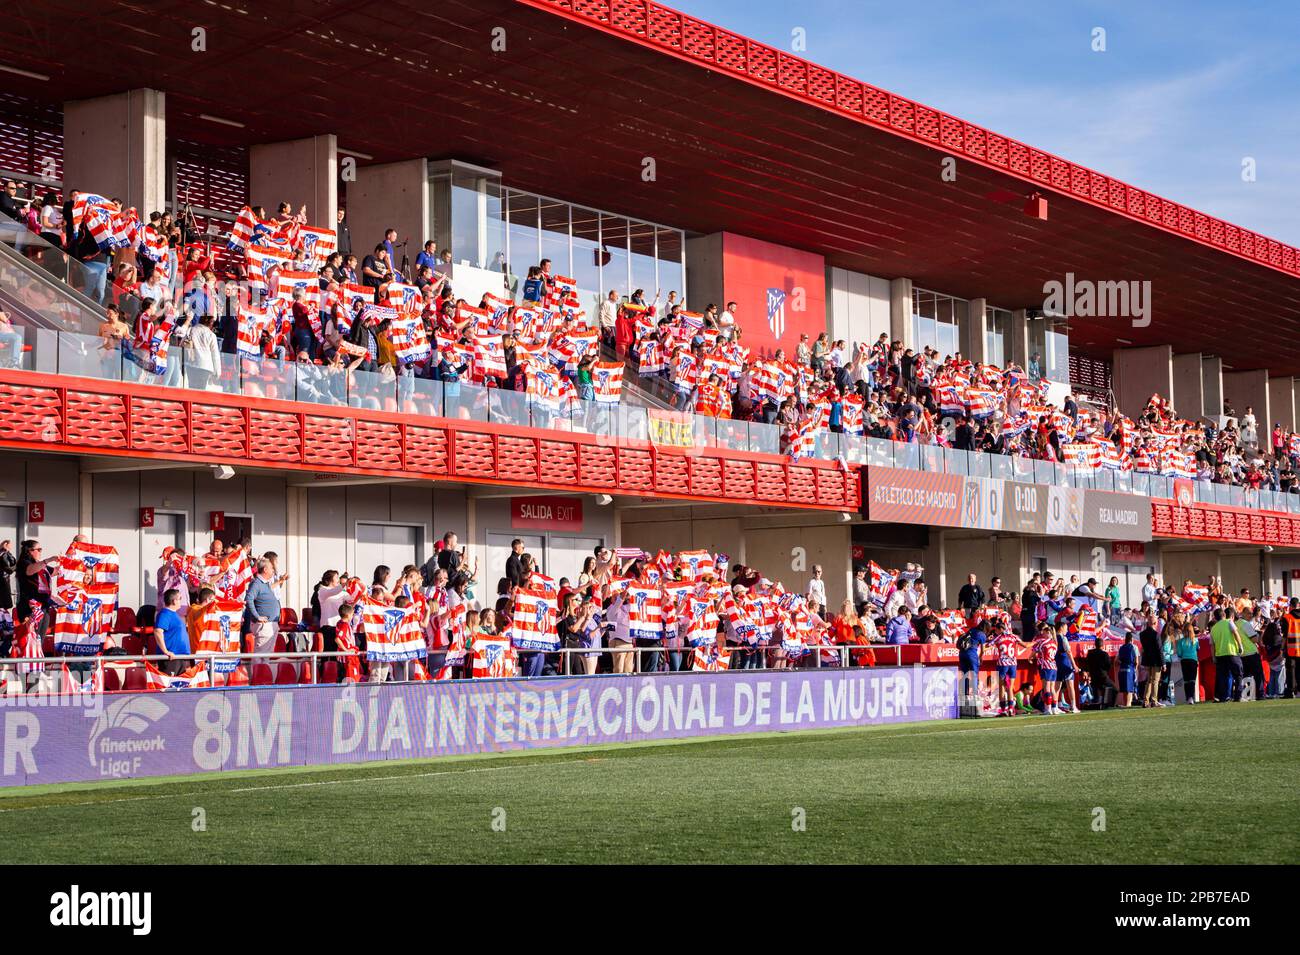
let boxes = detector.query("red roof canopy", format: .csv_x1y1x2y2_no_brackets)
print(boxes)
3,0,1298,371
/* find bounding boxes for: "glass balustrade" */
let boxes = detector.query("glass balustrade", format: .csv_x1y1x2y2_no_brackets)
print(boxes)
3,324,1298,511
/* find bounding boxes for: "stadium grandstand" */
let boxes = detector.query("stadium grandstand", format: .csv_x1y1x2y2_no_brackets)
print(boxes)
0,0,1296,793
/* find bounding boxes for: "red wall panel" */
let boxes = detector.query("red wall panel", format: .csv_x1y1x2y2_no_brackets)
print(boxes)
130,398,189,454
67,391,126,448
617,448,654,492
539,440,578,486
496,435,539,483
723,459,755,500
0,383,61,443
403,426,447,474
755,462,788,501
356,420,402,471
454,431,496,478
654,452,689,495
721,232,826,358
249,410,302,463
689,456,722,497
192,404,247,458
304,416,355,469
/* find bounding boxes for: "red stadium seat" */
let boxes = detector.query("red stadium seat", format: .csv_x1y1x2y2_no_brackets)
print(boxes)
101,666,124,692
321,661,338,684
114,606,136,634
274,662,298,684
122,666,148,692
300,607,315,629
250,663,274,686
121,634,144,656
279,607,298,629
299,633,322,683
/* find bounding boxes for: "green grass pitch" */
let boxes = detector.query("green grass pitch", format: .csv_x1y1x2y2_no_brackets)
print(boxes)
1,701,1295,864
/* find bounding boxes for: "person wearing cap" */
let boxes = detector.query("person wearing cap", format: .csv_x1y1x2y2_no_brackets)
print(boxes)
1072,577,1104,613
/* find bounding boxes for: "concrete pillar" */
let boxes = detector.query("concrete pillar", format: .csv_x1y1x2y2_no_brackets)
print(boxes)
1222,369,1269,442
1268,378,1296,434
888,277,913,348
1112,345,1173,421
345,158,430,273
1172,352,1205,419
249,134,337,226
685,233,724,315
1009,308,1030,369
63,89,166,215
965,297,987,363
1202,356,1224,418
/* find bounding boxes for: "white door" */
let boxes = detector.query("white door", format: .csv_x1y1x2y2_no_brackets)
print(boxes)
0,505,20,608
548,535,604,587
486,532,543,595
355,523,422,584
141,513,186,606
1122,565,1155,612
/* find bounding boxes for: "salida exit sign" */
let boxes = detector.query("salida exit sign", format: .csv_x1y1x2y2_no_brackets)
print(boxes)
511,496,583,531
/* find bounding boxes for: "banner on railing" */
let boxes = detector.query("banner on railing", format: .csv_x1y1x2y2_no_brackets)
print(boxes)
864,466,1152,541
0,667,956,786
647,409,694,449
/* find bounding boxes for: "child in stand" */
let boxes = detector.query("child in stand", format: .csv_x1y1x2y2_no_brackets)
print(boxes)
334,602,362,683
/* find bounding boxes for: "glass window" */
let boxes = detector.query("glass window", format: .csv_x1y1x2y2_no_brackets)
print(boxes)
911,287,965,358
449,170,503,271
1045,318,1070,383
539,198,571,278
571,206,602,317
600,214,629,299
629,220,657,300
506,191,539,301
656,226,684,301
986,306,1009,367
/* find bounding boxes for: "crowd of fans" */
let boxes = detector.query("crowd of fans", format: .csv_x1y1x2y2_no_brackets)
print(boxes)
0,530,1295,709
6,181,1297,482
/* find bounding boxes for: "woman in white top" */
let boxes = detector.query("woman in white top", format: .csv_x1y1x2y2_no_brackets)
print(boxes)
1241,406,1258,447
186,313,222,391
38,192,63,247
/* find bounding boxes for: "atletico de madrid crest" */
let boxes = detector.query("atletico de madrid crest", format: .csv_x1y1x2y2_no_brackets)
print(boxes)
766,287,786,341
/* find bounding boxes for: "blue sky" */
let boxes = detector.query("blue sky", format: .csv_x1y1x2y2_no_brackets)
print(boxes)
678,0,1300,244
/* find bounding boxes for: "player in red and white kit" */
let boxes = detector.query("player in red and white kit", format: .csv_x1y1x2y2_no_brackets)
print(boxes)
1032,623,1061,714
991,618,1023,716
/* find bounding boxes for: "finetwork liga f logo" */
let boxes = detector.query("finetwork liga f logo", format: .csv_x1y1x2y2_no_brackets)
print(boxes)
766,287,785,341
